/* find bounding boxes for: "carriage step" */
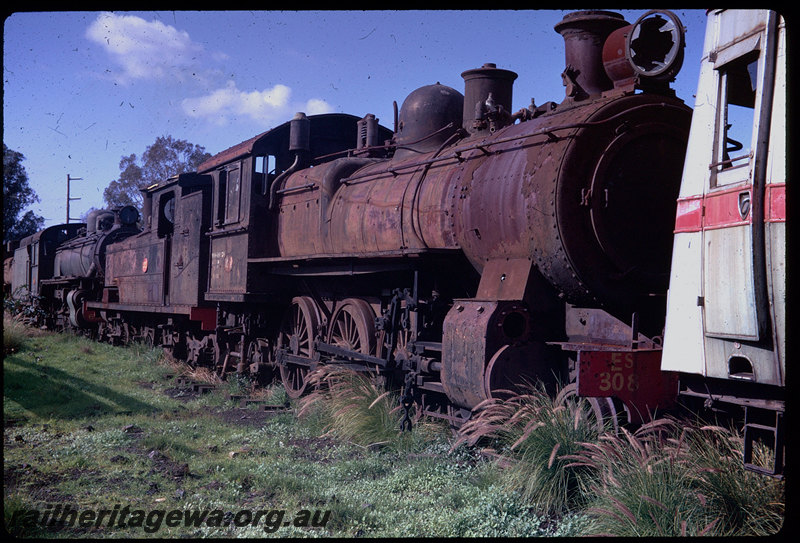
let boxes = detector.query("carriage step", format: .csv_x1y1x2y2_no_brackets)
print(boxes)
743,407,784,478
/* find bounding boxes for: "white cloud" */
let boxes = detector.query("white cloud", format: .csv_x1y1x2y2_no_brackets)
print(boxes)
182,81,333,126
305,98,334,115
86,12,210,83
85,12,334,127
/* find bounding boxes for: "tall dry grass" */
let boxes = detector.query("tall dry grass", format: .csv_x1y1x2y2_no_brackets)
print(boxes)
3,315,29,356
454,383,784,536
3,313,49,356
297,365,443,451
563,416,784,536
454,382,603,513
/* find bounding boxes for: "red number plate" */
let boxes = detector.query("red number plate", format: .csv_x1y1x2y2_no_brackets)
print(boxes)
577,349,679,423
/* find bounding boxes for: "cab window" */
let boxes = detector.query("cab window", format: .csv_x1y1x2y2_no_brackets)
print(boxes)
215,164,242,225
713,51,759,187
158,191,175,237
225,166,241,222
254,155,277,194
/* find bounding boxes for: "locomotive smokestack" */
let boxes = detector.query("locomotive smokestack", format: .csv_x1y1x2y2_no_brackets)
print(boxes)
289,111,311,168
554,10,628,99
461,63,518,134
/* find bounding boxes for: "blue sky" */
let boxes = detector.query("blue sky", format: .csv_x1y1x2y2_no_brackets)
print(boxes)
4,9,708,228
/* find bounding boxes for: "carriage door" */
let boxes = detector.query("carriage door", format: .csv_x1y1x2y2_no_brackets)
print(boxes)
29,241,39,295
169,190,204,307
702,29,772,340
157,191,176,305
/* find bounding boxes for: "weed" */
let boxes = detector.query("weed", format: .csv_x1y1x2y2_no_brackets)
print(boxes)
226,372,253,396
454,381,601,514
4,317,28,356
3,329,786,537
565,416,785,536
679,421,785,535
297,366,446,453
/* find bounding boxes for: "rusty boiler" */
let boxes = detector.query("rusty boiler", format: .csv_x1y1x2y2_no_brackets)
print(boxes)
272,10,691,409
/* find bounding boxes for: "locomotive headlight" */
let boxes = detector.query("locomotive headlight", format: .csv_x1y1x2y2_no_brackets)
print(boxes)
626,10,685,82
118,205,140,226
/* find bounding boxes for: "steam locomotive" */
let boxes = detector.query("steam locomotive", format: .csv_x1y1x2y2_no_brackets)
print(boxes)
5,10,785,475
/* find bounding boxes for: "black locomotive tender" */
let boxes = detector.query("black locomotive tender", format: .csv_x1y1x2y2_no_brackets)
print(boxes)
7,11,698,427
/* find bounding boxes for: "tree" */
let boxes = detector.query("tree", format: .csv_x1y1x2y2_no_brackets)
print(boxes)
4,144,45,243
103,136,212,213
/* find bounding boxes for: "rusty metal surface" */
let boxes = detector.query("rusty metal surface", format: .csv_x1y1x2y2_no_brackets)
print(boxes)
450,93,690,322
198,114,390,174
393,83,463,158
474,258,535,301
441,300,501,408
461,63,518,134
563,306,659,349
106,236,167,305
105,174,211,308
441,299,553,409
55,222,139,279
4,9,716,435
208,233,248,294
169,190,210,306
554,10,628,99
577,349,678,423
271,87,689,328
602,24,636,89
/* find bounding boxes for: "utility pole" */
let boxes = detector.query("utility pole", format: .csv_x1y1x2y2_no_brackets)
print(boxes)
66,174,82,223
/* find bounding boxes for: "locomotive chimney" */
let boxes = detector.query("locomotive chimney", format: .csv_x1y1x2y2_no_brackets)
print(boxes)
289,112,311,168
356,114,380,154
86,209,101,234
461,63,518,134
554,10,628,99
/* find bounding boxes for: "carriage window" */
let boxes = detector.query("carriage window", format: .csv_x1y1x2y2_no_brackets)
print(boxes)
158,191,175,237
713,51,759,187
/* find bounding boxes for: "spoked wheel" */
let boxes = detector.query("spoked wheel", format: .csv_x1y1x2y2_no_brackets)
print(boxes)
327,298,376,356
186,333,215,369
97,322,110,344
278,297,321,399
244,338,274,384
141,326,156,348
114,321,131,346
557,382,628,435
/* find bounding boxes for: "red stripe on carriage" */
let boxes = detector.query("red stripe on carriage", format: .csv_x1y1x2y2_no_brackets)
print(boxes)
674,182,785,232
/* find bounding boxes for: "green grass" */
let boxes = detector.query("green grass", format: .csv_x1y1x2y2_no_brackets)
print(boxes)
3,322,580,538
565,417,785,536
3,318,785,538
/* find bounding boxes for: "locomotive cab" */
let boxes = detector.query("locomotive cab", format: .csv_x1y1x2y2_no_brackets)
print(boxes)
101,173,212,309
197,113,392,303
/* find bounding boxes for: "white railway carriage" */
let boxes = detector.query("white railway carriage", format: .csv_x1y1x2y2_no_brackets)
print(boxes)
662,9,786,476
